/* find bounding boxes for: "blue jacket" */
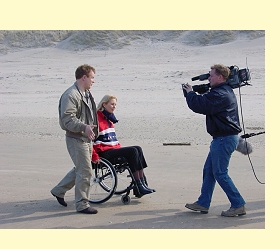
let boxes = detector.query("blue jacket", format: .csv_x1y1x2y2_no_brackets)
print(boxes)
184,82,242,138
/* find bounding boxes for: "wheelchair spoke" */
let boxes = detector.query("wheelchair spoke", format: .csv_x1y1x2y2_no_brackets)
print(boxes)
89,159,117,204
114,166,134,195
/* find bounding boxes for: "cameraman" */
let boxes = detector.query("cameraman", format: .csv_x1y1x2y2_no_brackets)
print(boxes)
182,64,246,217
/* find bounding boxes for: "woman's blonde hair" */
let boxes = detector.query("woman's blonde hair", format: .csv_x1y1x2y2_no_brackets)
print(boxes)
97,94,118,111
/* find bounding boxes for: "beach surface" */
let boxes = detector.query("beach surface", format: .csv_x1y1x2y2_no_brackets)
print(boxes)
0,31,265,230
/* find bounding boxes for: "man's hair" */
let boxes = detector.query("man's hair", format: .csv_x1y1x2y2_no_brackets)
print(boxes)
211,64,230,80
75,64,96,79
97,94,118,111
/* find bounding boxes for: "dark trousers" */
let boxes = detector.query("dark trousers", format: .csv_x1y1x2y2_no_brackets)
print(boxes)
99,146,148,173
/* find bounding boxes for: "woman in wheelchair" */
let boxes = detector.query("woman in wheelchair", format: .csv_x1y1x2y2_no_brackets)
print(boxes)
92,94,155,197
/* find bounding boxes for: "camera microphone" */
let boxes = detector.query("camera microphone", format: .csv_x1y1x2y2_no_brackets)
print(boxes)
191,73,210,81
191,76,200,81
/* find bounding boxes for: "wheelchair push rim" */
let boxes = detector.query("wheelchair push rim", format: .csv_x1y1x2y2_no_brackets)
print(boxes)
89,158,117,204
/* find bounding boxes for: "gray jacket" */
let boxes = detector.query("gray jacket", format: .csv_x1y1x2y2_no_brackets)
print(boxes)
59,82,98,140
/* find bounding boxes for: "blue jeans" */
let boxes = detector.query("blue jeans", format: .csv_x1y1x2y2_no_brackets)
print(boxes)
197,135,245,209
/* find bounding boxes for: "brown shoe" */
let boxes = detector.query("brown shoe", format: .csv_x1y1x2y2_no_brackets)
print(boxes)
221,206,246,217
78,207,98,214
51,192,67,207
185,202,209,214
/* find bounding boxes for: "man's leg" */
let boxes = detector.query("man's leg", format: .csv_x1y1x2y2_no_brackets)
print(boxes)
196,151,216,209
186,148,216,213
51,136,77,206
51,167,76,198
66,137,93,212
211,135,245,208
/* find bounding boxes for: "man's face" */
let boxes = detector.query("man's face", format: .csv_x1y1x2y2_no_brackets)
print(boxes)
82,70,95,90
208,69,223,87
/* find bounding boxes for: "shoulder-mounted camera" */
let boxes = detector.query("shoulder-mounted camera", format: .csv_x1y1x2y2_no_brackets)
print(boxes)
190,65,251,94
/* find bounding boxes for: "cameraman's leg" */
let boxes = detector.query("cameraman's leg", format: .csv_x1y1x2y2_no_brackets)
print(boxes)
211,136,245,208
197,152,216,209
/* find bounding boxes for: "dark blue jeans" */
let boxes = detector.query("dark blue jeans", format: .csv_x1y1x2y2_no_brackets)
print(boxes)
197,135,245,209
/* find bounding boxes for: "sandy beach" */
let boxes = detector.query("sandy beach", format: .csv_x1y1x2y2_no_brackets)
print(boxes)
0,31,265,233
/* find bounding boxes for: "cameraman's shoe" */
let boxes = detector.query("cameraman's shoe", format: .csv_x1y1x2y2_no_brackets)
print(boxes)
221,206,246,217
185,202,209,214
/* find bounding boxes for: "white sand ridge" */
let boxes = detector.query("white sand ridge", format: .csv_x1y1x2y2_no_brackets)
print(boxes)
0,30,265,54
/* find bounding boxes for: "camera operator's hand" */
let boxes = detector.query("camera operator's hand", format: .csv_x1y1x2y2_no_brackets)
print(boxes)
182,83,193,93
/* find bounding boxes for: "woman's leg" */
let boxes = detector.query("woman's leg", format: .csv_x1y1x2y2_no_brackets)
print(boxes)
131,146,155,192
100,147,153,195
133,170,140,180
99,147,139,172
132,146,148,169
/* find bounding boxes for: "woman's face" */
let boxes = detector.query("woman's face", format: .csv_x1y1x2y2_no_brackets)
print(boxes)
103,98,117,113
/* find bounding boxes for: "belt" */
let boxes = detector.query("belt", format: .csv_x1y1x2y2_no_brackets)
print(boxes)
66,131,91,143
66,131,83,139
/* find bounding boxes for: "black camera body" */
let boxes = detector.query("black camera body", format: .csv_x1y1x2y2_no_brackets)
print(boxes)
190,65,251,94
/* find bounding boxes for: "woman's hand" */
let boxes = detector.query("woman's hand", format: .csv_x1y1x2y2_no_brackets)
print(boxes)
92,158,101,164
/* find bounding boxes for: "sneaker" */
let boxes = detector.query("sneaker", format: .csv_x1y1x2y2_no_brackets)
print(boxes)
221,206,246,217
185,202,209,214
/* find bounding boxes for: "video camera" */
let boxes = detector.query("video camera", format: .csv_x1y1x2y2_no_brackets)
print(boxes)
190,65,251,94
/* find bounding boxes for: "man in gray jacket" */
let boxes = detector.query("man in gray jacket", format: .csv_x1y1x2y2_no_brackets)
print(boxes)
51,64,99,214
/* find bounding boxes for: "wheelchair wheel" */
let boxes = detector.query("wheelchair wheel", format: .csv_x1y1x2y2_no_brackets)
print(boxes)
114,165,134,195
89,158,117,204
121,195,130,204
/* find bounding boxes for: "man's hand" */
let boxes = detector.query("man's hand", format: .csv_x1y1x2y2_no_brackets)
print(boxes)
85,125,97,140
182,83,193,93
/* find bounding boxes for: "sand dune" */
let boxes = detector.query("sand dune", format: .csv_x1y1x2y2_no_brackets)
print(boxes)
0,30,265,54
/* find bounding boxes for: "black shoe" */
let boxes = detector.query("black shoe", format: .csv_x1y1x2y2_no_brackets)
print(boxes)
51,193,67,207
140,178,156,192
143,183,156,192
133,186,143,198
136,181,153,195
78,207,98,214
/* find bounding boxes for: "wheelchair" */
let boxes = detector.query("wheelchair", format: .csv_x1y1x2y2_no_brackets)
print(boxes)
89,156,147,204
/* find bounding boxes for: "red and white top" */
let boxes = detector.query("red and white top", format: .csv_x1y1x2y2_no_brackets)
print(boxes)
92,110,121,161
